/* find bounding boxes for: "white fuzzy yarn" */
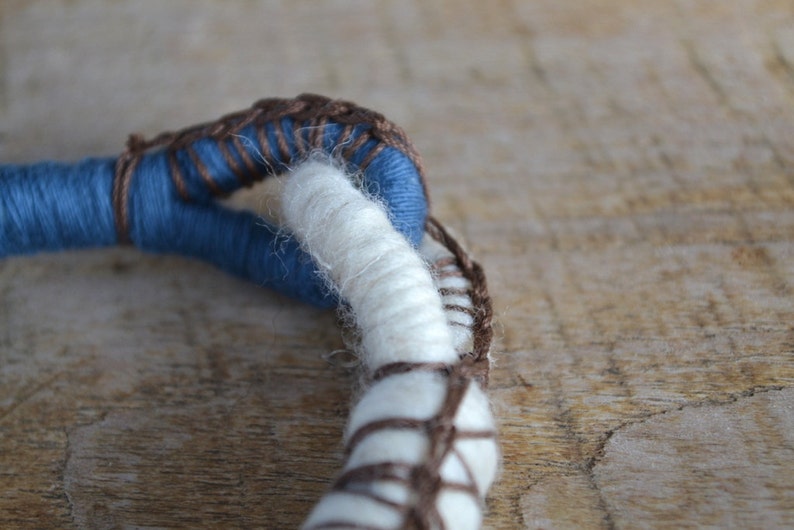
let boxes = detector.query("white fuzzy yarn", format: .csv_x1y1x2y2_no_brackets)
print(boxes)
283,161,458,372
282,160,497,530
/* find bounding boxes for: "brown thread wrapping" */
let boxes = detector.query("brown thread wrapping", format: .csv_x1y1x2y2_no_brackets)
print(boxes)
217,139,248,187
292,119,308,156
111,94,428,244
186,146,222,196
370,361,453,382
272,118,292,162
443,304,477,317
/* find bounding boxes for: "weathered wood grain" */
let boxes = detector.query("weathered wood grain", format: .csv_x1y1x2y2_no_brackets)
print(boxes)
1,1,792,528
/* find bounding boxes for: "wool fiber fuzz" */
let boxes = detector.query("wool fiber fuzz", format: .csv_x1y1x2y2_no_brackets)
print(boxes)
283,161,498,530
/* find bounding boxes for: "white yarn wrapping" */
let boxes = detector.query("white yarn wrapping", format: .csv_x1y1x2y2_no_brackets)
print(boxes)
282,160,498,530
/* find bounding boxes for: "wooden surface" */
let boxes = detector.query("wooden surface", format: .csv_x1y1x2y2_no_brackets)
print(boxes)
2,1,793,528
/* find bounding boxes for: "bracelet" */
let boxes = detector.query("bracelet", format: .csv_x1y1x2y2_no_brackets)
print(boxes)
0,94,498,529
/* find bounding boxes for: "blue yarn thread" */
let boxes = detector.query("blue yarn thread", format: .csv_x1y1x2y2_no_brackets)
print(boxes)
0,113,428,308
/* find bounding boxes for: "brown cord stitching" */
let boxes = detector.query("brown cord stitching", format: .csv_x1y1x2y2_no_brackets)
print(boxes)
111,135,144,244
449,446,481,497
335,462,483,507
435,268,466,280
335,123,355,157
346,418,427,454
439,287,470,297
310,116,328,149
231,135,259,181
111,94,430,243
272,118,292,163
334,462,413,491
255,122,276,171
217,138,248,187
443,304,476,317
359,142,386,172
186,146,222,196
168,151,191,202
430,256,459,270
331,490,404,511
342,129,371,161
371,361,453,382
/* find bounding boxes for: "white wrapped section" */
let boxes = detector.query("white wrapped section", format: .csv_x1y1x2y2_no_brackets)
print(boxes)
282,161,497,530
282,161,458,373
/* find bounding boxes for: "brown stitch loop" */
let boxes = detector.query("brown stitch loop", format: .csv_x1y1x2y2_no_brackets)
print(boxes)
186,146,223,196
216,138,248,186
254,122,276,170
370,361,453,382
333,462,413,492
443,303,477,317
272,118,292,162
111,134,148,244
234,138,260,183
438,286,470,297
167,152,191,202
345,418,427,455
329,490,404,512
334,123,355,156
435,268,466,280
358,141,386,172
309,116,328,149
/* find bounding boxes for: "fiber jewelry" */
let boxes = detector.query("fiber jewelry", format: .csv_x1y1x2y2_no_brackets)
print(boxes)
0,95,498,529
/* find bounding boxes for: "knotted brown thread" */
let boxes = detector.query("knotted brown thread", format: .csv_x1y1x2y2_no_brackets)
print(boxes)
111,93,428,244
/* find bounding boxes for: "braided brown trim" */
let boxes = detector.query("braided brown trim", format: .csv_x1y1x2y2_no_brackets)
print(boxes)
111,94,428,244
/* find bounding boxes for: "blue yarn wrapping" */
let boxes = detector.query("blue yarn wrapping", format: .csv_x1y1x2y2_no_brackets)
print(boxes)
0,118,428,308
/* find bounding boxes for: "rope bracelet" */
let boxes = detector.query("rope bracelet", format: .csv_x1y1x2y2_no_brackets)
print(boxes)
0,94,498,529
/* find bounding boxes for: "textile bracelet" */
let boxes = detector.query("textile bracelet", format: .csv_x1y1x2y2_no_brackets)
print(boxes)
0,94,498,529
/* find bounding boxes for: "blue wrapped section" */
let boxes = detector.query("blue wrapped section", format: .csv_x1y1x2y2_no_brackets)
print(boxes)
0,158,117,254
0,114,428,308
